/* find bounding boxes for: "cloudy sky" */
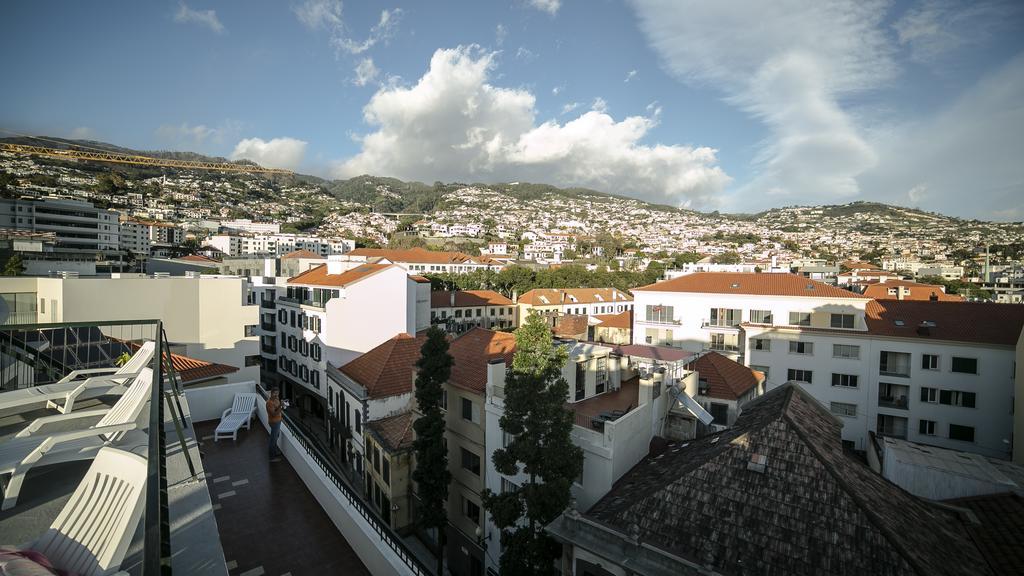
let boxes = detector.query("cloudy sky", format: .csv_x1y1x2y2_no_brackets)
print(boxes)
2,1,1022,219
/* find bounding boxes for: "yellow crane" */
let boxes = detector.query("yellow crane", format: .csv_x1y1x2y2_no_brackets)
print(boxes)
0,134,292,175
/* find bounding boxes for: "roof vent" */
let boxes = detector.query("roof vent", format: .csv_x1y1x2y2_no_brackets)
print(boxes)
894,320,905,326
805,284,815,290
921,320,936,327
730,283,740,288
748,453,768,474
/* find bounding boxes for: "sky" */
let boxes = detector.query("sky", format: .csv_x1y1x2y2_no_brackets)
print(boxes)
1,0,1022,220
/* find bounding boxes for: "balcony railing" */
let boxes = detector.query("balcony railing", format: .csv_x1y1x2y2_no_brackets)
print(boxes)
878,396,909,410
261,343,277,355
705,342,740,353
260,297,276,309
701,318,740,330
0,319,191,576
278,296,326,309
260,320,276,332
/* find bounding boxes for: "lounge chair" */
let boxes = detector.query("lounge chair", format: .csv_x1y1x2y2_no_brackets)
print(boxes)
0,340,156,415
17,447,147,576
0,367,153,510
214,393,258,441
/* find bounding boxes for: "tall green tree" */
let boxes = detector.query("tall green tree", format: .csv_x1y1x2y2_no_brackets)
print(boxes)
412,327,453,576
2,254,25,276
482,314,583,576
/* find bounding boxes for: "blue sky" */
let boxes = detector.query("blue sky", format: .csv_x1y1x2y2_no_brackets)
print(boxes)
1,1,1022,220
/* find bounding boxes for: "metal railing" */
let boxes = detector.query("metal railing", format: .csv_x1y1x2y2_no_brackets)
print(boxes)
0,319,190,576
255,386,433,575
877,395,909,410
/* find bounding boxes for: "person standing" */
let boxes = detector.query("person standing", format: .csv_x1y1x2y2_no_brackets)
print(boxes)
267,387,284,462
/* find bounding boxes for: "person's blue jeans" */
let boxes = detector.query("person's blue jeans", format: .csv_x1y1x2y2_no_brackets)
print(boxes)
269,421,282,458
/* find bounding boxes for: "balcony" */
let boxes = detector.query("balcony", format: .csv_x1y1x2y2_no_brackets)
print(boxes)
278,296,326,309
569,377,640,432
704,342,740,353
261,319,277,332
261,342,277,355
877,415,909,440
260,297,276,309
701,319,740,331
878,395,909,410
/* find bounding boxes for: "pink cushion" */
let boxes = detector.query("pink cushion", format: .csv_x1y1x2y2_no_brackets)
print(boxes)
0,547,71,576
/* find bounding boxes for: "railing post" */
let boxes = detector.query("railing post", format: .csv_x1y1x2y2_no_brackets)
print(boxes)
144,322,172,575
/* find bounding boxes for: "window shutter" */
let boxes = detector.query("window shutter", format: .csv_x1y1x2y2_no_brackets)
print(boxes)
920,387,929,402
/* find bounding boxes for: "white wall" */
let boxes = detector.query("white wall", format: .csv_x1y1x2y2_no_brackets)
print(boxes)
184,380,258,423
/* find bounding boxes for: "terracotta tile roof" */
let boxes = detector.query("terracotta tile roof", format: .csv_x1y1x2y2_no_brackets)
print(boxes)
126,342,238,384
593,309,632,329
686,351,762,400
517,288,633,305
410,275,431,283
349,247,496,266
178,254,220,264
553,315,589,338
430,290,513,308
367,410,416,453
842,260,881,270
281,249,325,260
633,272,867,298
339,333,426,399
288,263,392,287
944,493,1024,575
448,328,516,393
865,300,1024,346
862,280,965,302
586,384,992,576
838,270,900,279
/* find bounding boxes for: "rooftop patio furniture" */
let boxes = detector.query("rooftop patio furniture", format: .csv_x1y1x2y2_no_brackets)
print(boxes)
213,392,258,441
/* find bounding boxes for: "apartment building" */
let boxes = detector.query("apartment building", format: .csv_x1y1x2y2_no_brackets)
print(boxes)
266,261,430,420
631,272,871,359
744,300,1024,457
861,279,964,302
0,196,123,272
517,288,634,319
119,219,184,256
0,274,259,381
204,233,354,257
429,289,516,333
219,218,281,234
346,247,505,273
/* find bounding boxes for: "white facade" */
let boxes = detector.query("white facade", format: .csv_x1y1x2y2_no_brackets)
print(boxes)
220,218,281,234
204,233,354,257
0,197,120,252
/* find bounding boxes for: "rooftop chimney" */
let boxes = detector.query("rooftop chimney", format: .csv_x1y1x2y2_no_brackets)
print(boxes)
326,254,344,275
450,291,456,307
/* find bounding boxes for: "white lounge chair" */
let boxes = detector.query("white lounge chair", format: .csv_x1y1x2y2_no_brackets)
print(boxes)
0,340,156,415
20,447,148,576
214,393,258,441
0,367,153,510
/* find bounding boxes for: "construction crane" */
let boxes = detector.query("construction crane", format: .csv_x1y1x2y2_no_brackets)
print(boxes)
0,133,292,175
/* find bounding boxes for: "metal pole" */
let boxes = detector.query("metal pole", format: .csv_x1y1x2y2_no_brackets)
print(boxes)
144,321,171,575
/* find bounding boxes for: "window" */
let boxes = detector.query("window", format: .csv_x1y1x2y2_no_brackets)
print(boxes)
645,304,674,324
920,387,938,403
373,445,381,472
461,448,481,475
787,369,812,383
441,389,448,411
575,376,584,401
752,338,771,351
461,397,475,422
939,390,976,408
749,309,773,324
382,457,390,484
709,308,741,326
245,354,260,367
455,309,463,318
354,411,361,434
709,402,728,425
831,373,858,388
949,424,975,442
788,312,811,326
833,344,860,359
879,351,911,377
464,498,481,525
830,402,857,417
830,314,855,329
951,357,978,374
490,308,495,316
789,341,813,355
919,419,936,436
921,354,939,370
501,478,520,494
595,356,608,394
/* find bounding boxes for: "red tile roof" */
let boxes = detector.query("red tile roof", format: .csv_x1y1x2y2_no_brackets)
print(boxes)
865,300,1024,346
448,328,516,394
553,315,589,338
367,410,416,453
842,260,881,271
126,342,238,384
594,309,632,329
281,249,325,260
431,290,513,308
862,280,964,302
410,275,431,283
687,351,763,401
288,263,392,287
518,288,633,305
605,344,697,362
634,272,867,299
339,333,426,399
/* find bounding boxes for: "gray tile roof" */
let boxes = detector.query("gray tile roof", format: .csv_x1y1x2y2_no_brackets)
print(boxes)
585,383,991,576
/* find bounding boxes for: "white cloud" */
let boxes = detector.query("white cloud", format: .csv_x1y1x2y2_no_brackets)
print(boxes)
561,102,581,115
156,121,241,146
515,46,537,61
495,24,507,46
527,0,561,15
551,85,563,95
334,8,403,55
631,0,895,205
335,46,729,207
231,137,308,170
591,97,608,113
68,127,94,140
353,58,379,86
894,0,1020,65
293,1,402,56
907,183,928,204
174,2,225,34
293,0,343,30
624,69,637,83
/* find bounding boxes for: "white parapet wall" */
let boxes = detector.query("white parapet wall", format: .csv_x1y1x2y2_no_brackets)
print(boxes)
184,380,258,423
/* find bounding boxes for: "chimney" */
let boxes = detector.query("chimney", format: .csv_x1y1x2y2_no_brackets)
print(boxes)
897,287,904,300
450,291,456,307
326,254,344,274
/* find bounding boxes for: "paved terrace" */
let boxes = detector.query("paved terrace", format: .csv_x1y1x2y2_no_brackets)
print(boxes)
195,421,370,576
568,377,641,428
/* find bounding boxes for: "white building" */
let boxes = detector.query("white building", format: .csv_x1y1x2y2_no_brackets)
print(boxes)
220,218,281,234
346,247,504,274
0,197,120,255
203,233,354,258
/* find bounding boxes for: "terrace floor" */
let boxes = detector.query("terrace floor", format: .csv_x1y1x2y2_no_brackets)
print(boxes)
570,377,641,419
194,421,371,576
